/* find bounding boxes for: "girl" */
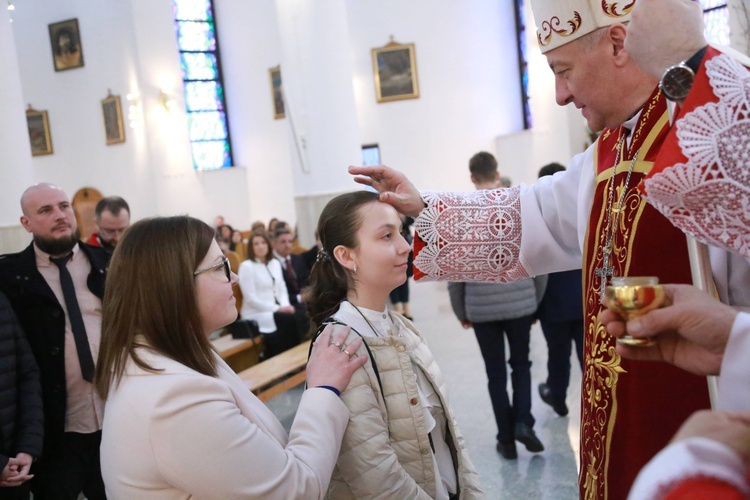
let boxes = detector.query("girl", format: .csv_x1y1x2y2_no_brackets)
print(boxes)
96,216,366,498
239,230,298,358
307,191,484,499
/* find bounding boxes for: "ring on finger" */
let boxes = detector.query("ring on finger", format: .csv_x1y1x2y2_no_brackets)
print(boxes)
332,341,342,349
343,349,351,356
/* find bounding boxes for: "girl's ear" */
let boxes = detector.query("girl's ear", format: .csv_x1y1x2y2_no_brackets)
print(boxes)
333,245,356,272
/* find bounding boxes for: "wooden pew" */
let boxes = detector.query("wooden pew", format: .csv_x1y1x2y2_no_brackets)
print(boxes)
211,334,263,373
237,340,311,402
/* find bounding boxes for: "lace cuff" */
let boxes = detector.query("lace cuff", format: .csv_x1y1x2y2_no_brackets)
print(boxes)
412,188,530,282
644,53,750,258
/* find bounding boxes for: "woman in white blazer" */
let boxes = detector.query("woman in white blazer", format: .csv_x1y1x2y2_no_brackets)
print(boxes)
95,216,366,499
239,230,298,357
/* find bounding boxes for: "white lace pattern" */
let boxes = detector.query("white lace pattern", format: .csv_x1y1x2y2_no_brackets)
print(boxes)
644,54,750,258
413,188,529,282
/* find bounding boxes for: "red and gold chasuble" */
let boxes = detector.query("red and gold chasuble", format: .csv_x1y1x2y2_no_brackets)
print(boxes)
580,89,710,499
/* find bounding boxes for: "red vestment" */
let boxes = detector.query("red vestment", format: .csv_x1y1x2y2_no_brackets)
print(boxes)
580,89,709,499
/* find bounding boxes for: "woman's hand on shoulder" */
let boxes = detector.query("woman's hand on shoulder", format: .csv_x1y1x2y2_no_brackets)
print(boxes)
307,324,367,393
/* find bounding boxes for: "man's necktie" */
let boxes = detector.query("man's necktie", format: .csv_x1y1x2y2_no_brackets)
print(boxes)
50,254,96,382
285,257,298,291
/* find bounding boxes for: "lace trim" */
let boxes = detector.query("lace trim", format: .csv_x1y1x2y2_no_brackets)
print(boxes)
644,54,750,258
413,188,530,282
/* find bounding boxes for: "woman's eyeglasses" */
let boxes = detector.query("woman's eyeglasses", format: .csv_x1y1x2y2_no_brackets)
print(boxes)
194,257,231,282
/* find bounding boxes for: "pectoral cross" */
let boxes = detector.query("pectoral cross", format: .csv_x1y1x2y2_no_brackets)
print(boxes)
596,251,614,303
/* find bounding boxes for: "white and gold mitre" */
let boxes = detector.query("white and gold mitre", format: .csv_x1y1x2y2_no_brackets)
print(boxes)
530,0,635,53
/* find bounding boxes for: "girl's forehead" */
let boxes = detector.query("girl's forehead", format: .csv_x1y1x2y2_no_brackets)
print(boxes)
358,201,400,225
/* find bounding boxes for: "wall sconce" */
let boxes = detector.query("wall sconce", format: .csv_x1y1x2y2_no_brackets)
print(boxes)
7,1,15,11
158,90,176,112
126,92,141,128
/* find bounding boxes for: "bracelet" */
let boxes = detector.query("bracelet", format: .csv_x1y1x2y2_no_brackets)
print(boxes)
315,385,341,397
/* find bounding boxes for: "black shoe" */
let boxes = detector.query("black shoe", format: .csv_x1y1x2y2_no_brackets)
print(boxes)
514,424,544,453
538,383,569,417
496,441,517,460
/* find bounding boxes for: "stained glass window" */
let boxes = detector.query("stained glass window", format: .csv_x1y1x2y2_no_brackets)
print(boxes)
514,0,532,129
173,0,233,170
699,0,730,46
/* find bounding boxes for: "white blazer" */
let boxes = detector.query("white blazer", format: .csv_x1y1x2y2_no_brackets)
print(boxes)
100,347,349,499
238,259,291,333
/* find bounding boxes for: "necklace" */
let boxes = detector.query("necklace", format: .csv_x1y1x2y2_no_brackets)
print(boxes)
345,300,401,338
596,132,641,303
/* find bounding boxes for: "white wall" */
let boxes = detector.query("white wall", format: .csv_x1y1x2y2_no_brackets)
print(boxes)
0,5,36,230
730,0,750,54
348,0,523,194
11,0,157,223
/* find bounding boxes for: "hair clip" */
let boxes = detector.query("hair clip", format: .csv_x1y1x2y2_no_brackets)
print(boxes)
316,248,330,263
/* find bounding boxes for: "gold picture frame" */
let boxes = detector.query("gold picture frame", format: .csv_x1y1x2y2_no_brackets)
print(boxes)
269,66,285,119
101,92,125,145
26,106,53,156
48,18,84,72
371,40,419,103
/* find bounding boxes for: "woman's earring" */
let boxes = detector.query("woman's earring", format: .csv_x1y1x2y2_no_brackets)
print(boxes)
353,264,358,274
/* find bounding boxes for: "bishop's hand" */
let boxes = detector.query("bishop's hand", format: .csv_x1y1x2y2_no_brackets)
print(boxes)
348,165,425,218
599,284,737,375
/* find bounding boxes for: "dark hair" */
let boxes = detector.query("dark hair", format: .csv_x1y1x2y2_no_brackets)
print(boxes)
248,230,274,263
469,151,498,183
95,196,130,219
273,226,292,240
306,191,380,334
95,216,217,399
538,162,566,178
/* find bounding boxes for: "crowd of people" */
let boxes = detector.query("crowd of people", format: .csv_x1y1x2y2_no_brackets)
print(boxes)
0,0,748,498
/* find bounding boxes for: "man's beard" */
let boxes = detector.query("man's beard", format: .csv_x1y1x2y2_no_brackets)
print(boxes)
34,229,81,256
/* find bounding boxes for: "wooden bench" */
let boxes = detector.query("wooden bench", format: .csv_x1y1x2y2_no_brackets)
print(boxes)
237,340,311,402
211,335,263,373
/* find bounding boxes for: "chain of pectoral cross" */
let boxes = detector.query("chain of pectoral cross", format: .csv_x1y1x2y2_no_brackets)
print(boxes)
596,132,641,303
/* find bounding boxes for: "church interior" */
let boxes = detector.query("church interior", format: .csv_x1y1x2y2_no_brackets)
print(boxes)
0,0,748,498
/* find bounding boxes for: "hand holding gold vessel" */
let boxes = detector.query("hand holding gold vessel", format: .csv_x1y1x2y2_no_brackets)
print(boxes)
603,277,665,347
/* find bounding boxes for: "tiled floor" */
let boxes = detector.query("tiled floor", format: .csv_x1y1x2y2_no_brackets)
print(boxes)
267,279,582,499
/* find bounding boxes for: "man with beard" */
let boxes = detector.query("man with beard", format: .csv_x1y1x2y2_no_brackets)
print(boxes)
87,196,130,251
0,184,108,499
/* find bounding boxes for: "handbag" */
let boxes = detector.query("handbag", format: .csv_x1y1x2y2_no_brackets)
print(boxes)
227,318,261,339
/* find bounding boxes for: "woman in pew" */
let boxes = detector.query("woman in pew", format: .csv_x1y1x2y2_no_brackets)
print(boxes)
95,216,366,499
306,192,483,499
239,230,299,358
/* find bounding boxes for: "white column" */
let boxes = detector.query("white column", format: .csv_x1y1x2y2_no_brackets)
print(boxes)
0,8,36,227
729,0,750,55
274,0,362,197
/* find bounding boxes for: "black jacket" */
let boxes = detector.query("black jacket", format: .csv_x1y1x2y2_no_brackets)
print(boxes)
278,254,310,306
0,242,110,457
0,290,43,471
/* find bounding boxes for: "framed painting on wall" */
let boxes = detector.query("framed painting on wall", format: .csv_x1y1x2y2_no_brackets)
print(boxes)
48,18,85,71
101,93,125,145
26,107,53,156
371,40,419,103
269,66,285,119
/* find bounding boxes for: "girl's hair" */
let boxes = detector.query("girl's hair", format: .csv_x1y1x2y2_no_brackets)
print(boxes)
95,215,217,399
249,229,273,263
306,190,380,334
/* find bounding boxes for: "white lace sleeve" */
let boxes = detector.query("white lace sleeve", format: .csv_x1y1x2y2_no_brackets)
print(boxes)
412,187,530,282
644,54,750,258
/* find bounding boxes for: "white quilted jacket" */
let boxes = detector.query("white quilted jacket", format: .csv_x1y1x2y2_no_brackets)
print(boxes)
326,316,484,500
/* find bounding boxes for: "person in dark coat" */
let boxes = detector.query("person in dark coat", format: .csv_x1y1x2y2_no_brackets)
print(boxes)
536,163,584,417
0,184,110,499
0,290,43,499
